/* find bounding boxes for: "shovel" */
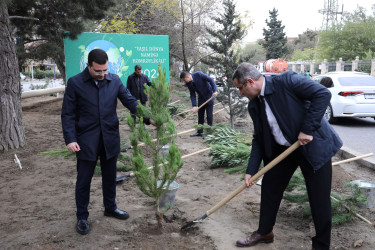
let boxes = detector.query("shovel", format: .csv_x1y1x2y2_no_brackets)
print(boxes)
176,95,215,127
181,141,300,230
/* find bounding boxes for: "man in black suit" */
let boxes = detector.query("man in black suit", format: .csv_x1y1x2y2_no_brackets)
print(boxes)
232,63,342,250
61,49,152,235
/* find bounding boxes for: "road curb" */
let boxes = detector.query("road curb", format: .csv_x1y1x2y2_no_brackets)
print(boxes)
337,146,375,171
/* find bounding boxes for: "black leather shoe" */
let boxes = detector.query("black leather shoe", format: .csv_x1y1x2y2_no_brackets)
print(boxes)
76,219,90,235
190,132,202,137
104,208,130,220
236,231,274,247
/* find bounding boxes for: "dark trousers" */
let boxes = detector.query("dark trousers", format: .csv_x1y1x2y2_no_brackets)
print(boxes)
197,100,214,134
258,145,332,250
75,139,118,220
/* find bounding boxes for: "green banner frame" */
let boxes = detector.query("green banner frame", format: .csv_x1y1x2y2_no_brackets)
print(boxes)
64,32,169,85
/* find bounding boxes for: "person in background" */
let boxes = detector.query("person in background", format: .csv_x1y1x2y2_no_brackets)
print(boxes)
232,62,342,250
179,71,218,137
126,64,152,122
61,49,153,235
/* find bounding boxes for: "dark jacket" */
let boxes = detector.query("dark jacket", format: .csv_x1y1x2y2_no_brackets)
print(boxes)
126,72,152,104
61,67,138,161
186,71,218,106
246,71,342,175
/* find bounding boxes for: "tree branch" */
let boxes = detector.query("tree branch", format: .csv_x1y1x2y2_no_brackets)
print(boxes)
9,16,39,21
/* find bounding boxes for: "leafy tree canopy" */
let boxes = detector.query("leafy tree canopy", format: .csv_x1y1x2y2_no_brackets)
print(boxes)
317,5,375,61
8,0,114,81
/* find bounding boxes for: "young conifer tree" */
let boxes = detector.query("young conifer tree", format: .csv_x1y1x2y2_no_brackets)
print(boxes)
128,63,183,226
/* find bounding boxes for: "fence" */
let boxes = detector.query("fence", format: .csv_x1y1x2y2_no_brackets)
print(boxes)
288,57,375,76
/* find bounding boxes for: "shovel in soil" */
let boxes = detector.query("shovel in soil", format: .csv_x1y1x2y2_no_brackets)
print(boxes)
181,141,300,230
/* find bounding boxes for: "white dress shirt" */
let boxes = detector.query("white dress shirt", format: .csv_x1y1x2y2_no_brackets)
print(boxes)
260,79,291,146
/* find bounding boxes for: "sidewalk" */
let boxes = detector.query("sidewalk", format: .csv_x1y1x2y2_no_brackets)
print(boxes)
338,145,375,171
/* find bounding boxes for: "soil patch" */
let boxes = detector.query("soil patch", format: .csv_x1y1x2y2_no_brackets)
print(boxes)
1,85,375,249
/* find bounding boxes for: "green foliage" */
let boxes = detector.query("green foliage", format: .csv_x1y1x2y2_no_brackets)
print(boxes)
45,70,61,78
286,29,318,60
197,124,252,174
316,6,375,61
209,144,250,171
173,82,184,89
261,8,288,59
22,72,31,77
39,148,132,175
9,0,114,82
290,48,316,61
33,70,46,79
129,63,183,216
203,0,248,128
38,147,75,160
201,125,251,147
172,90,190,101
283,169,368,225
167,103,186,116
30,80,49,90
242,42,266,64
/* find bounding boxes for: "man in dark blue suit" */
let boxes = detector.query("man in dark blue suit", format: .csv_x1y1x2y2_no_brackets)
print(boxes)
180,71,218,137
232,63,342,250
61,49,153,235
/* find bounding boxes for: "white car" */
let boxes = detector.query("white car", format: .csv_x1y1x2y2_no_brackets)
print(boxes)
312,71,375,123
20,73,26,80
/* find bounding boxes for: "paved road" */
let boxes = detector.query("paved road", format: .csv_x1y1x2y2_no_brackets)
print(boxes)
331,117,375,167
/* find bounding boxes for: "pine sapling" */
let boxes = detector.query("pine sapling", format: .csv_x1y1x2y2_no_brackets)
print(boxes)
128,63,183,227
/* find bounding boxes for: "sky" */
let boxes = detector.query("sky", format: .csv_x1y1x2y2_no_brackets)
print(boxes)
235,0,374,43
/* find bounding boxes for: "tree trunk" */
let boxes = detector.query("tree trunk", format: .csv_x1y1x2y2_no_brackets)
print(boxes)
180,0,189,72
53,50,66,85
0,6,26,151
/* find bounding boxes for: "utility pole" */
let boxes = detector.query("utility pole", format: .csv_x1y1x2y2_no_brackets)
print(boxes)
314,0,344,61
318,0,344,30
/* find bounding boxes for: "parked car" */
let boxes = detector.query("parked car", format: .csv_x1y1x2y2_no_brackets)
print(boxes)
312,71,375,123
20,73,26,80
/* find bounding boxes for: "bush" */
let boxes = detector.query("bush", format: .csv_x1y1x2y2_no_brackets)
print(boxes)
34,69,46,79
45,70,61,78
22,71,31,77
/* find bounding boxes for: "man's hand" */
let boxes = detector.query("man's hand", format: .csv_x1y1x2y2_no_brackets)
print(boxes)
244,174,256,188
192,106,198,113
150,118,156,126
67,142,80,153
298,132,313,145
212,91,218,98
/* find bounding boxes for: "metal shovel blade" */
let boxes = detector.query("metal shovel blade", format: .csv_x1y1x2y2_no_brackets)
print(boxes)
181,214,208,230
115,173,131,184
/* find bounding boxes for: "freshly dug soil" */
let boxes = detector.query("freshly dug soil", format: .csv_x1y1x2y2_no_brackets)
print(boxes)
1,85,375,249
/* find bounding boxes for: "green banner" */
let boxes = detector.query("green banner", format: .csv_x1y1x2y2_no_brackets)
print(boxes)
64,32,169,85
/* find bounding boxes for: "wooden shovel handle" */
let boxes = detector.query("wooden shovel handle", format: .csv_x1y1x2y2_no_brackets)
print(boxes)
206,141,300,217
176,95,216,127
332,153,374,166
175,103,220,116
